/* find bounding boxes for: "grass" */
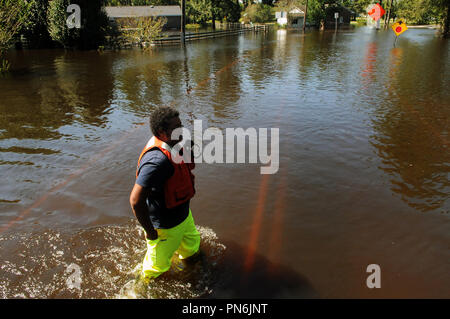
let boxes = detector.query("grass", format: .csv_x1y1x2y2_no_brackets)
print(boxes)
351,17,367,27
186,23,201,30
0,58,10,73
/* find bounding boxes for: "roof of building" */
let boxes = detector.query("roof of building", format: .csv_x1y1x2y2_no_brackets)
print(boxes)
326,4,354,14
275,5,307,16
104,6,181,18
289,6,306,15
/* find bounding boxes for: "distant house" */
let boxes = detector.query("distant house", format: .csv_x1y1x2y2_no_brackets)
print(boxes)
104,6,181,30
324,4,355,28
275,6,306,29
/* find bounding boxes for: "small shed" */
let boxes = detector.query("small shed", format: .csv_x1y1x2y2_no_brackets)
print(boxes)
275,6,306,29
104,6,181,30
324,5,354,28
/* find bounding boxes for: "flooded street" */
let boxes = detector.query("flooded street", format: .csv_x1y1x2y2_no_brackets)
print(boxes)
0,26,449,298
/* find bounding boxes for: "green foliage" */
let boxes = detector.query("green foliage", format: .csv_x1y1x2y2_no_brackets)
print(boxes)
186,0,241,25
0,0,31,72
0,0,32,53
187,0,212,25
0,58,10,73
342,0,371,15
303,0,361,26
104,0,178,5
213,0,242,23
275,0,305,11
395,0,449,37
22,0,54,49
77,0,110,49
397,0,424,23
186,23,201,30
396,0,446,25
48,0,110,49
306,0,327,26
47,0,79,48
119,16,167,49
243,3,274,23
105,0,242,26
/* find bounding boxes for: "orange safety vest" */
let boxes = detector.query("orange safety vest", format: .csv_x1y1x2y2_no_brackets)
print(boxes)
136,136,195,209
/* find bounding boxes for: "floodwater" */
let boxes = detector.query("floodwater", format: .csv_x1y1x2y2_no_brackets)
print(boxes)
0,27,448,298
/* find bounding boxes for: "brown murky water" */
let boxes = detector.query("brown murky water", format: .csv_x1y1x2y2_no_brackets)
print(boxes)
0,27,449,298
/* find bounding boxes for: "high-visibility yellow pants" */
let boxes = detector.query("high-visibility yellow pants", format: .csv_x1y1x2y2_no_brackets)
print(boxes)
142,209,200,279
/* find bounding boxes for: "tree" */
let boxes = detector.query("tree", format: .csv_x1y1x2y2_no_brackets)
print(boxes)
396,0,450,37
22,0,54,49
384,0,395,29
424,0,450,37
214,0,241,23
47,0,80,48
306,0,328,28
186,0,241,26
104,0,178,4
119,16,167,49
186,0,212,25
48,0,110,49
397,0,426,23
0,0,31,72
243,3,274,23
275,0,305,11
342,0,371,15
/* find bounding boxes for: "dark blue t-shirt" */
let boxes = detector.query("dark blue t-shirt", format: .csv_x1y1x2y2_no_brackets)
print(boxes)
136,148,190,229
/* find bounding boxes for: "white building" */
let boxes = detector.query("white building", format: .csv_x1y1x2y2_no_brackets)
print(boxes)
275,6,306,28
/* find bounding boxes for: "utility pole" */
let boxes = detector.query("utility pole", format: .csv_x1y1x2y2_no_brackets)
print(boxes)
303,0,309,31
181,0,186,46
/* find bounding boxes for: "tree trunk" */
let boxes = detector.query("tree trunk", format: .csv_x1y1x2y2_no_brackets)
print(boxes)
181,0,186,45
443,2,450,38
303,0,308,31
384,0,394,29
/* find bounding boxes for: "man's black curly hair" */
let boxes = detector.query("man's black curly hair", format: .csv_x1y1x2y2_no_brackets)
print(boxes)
150,106,180,137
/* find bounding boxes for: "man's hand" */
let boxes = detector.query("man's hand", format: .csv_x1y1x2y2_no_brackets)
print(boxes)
146,228,158,241
130,183,158,241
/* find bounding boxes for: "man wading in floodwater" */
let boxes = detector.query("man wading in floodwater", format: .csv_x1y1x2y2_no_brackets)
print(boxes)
129,106,200,279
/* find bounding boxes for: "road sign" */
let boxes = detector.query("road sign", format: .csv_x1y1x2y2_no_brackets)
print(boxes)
368,3,385,22
335,12,339,19
392,20,408,36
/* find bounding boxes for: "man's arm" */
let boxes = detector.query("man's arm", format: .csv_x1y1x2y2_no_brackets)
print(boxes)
188,140,195,170
129,183,158,240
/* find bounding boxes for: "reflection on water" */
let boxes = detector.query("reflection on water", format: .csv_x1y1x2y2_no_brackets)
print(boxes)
0,51,115,141
0,27,449,298
369,39,449,212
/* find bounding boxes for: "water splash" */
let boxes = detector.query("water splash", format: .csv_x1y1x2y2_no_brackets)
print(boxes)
0,221,226,299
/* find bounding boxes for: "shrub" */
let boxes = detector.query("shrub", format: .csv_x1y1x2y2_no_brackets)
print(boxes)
0,0,31,71
243,3,274,23
47,0,80,48
22,0,54,49
0,0,31,52
47,0,109,49
119,16,167,49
